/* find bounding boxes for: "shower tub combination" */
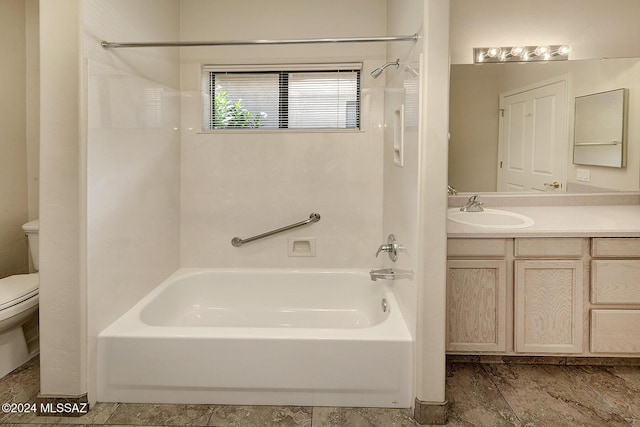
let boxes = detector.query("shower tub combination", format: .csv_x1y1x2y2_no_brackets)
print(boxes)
97,269,413,407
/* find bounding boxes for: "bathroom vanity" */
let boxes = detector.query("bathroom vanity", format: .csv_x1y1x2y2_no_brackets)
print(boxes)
446,197,640,358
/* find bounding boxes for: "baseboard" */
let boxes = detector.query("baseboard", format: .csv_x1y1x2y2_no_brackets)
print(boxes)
414,398,448,425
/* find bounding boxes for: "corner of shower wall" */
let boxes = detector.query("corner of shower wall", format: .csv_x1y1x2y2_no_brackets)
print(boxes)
382,0,425,343
83,0,182,404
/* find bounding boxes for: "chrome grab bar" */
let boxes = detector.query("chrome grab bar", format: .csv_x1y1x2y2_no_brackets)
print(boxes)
231,213,321,247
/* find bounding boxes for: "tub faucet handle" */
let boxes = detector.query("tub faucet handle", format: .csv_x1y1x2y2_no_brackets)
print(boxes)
376,244,393,258
376,234,402,262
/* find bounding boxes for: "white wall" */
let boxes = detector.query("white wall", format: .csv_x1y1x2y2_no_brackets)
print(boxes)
384,0,423,376
83,0,181,402
384,0,427,408
39,0,85,397
179,0,387,268
415,0,450,405
0,0,29,278
385,0,449,407
451,0,640,64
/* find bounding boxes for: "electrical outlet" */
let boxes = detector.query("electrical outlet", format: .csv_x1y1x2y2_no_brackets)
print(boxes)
576,169,590,182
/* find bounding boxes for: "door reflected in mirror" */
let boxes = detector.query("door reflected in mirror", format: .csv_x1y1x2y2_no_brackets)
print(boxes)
449,57,640,194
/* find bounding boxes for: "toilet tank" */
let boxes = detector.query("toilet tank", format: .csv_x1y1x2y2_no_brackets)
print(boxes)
22,219,40,271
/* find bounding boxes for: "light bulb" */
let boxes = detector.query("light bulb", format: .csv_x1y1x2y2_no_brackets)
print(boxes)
510,46,525,57
486,47,502,58
534,45,550,56
556,45,571,56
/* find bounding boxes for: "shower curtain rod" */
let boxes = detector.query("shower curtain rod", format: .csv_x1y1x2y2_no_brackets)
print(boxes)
100,34,418,49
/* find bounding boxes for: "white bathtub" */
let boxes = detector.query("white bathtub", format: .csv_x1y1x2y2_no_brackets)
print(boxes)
97,269,413,407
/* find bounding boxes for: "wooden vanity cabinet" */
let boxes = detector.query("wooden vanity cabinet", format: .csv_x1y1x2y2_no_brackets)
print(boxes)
446,239,509,352
447,259,507,352
513,238,584,354
447,237,586,355
448,236,640,357
590,238,640,354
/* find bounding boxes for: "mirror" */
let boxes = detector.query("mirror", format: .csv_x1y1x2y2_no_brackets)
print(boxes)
574,88,628,168
449,57,640,193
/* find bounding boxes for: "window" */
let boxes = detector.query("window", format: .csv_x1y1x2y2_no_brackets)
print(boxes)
202,64,361,131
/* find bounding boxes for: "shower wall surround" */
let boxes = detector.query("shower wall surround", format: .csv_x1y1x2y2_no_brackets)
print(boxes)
179,0,388,268
44,0,443,409
83,0,182,402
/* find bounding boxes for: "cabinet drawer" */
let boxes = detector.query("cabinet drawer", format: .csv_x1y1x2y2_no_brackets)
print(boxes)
592,238,640,257
514,238,584,258
591,310,640,353
447,239,507,258
591,260,640,304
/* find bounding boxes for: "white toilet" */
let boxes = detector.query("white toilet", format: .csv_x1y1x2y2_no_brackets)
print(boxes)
0,219,39,378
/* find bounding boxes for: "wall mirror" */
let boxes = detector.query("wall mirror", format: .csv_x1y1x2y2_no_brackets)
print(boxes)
573,88,628,168
449,57,640,194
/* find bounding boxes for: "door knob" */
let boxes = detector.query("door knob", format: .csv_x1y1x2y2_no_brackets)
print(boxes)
544,181,561,189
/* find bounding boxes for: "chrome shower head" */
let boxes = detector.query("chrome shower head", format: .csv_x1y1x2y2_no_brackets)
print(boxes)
370,58,400,79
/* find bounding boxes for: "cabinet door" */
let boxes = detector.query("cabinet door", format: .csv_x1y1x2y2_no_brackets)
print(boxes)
447,260,507,352
515,260,583,353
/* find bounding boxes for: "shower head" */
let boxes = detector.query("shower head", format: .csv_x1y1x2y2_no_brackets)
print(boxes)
370,58,400,79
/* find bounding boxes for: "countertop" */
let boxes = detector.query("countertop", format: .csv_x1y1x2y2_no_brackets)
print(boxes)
447,204,640,238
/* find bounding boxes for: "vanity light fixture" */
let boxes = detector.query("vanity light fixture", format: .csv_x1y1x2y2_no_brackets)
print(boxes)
473,45,571,63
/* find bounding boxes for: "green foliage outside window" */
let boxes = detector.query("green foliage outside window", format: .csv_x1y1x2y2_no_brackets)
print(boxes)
213,86,264,128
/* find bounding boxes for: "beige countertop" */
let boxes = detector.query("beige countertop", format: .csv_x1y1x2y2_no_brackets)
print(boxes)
447,204,640,238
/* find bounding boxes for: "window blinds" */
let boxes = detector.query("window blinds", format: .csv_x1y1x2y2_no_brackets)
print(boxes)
203,63,361,130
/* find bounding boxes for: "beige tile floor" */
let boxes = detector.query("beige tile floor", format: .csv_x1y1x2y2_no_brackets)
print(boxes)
1,356,639,426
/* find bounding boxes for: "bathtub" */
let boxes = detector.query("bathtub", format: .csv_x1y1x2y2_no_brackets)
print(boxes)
97,268,413,407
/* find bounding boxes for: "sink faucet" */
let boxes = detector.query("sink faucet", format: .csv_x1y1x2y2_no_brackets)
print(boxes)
447,184,458,195
460,195,484,212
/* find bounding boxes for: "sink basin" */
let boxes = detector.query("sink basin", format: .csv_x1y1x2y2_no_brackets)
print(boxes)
447,208,535,229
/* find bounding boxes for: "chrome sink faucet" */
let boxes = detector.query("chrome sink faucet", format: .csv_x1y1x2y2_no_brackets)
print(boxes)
460,195,484,212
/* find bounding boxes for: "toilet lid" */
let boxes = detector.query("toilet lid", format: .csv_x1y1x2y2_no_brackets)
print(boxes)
0,273,39,311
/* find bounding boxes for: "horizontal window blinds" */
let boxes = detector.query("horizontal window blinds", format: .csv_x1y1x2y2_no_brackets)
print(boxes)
203,63,361,130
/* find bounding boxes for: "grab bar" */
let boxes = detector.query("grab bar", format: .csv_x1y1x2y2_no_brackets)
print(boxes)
231,212,321,247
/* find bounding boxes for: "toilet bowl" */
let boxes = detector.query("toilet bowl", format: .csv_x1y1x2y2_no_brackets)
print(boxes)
0,219,39,378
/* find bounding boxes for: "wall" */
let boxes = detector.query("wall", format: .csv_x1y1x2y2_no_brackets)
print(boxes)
39,0,85,397
25,0,39,222
450,0,640,64
0,0,29,278
415,0,450,406
83,0,181,402
179,0,387,268
384,0,423,377
385,0,450,407
450,58,640,192
449,0,640,194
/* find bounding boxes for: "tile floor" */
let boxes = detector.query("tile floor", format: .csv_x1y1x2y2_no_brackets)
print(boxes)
0,356,639,426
